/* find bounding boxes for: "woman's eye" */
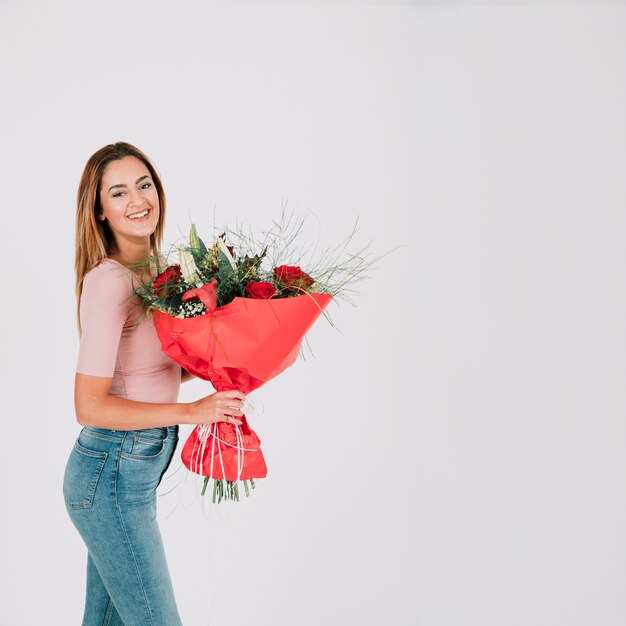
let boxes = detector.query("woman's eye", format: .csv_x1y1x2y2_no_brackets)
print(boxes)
140,182,152,190
113,191,125,198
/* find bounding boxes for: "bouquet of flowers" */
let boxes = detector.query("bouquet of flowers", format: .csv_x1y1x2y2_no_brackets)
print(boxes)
134,214,374,502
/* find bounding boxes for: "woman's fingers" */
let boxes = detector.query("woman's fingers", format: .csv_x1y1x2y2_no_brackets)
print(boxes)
224,406,243,416
216,395,245,422
193,390,246,425
220,398,245,413
220,390,246,401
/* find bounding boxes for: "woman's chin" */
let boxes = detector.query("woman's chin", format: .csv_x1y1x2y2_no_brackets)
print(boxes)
126,212,159,238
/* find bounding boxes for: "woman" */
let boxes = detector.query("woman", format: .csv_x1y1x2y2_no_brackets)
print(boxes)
63,141,244,625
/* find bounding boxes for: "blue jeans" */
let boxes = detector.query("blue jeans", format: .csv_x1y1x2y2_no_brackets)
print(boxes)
63,425,183,626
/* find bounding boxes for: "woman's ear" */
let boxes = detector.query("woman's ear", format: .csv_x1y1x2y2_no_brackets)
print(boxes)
97,211,105,221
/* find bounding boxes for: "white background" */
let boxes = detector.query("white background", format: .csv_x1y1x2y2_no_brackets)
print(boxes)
0,1,624,625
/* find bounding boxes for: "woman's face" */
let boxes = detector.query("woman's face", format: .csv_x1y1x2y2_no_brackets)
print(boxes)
98,155,160,248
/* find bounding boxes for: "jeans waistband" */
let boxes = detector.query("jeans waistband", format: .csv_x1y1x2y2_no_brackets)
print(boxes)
83,425,178,441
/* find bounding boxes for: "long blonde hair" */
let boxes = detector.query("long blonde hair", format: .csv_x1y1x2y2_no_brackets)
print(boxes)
75,142,166,333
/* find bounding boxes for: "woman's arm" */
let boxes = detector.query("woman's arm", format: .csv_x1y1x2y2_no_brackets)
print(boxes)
75,373,244,430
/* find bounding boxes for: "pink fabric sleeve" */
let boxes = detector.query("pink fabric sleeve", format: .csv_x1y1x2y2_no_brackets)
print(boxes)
76,262,134,377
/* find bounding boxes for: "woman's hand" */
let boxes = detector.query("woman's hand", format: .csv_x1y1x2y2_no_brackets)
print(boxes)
186,390,246,426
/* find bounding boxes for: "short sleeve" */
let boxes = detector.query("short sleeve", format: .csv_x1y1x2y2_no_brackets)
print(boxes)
76,261,135,377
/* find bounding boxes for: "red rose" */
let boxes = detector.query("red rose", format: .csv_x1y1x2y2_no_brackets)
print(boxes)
272,265,314,292
153,265,182,296
245,281,277,299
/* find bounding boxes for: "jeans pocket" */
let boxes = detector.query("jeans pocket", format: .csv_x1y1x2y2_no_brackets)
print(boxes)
117,437,175,505
63,441,108,510
121,434,166,460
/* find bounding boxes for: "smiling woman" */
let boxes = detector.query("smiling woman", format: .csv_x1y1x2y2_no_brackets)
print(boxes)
63,142,246,626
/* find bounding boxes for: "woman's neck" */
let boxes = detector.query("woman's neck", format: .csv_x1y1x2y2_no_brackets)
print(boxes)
109,239,152,278
109,238,151,266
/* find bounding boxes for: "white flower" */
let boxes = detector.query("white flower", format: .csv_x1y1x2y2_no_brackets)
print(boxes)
217,237,236,269
180,246,201,286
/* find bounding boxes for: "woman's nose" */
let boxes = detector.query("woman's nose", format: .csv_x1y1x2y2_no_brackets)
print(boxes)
127,189,144,207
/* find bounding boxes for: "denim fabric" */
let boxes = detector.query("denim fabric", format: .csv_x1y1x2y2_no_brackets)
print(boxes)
63,425,183,626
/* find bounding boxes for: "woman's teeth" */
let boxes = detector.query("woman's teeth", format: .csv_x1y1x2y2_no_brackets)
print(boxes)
128,209,149,220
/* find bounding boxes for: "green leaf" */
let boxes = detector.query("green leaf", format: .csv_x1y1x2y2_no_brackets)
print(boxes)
189,224,208,265
217,249,236,284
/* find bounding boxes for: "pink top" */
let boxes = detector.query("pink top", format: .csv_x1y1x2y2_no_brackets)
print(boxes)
77,258,181,403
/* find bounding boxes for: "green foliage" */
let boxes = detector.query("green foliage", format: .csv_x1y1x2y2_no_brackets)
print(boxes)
189,223,208,265
201,477,255,503
216,271,245,307
237,248,267,282
217,248,235,284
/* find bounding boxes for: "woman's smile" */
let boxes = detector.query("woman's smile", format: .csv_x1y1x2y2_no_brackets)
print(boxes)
127,207,152,221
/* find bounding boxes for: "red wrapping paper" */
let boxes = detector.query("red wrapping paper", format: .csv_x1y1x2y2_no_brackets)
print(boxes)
152,289,332,481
